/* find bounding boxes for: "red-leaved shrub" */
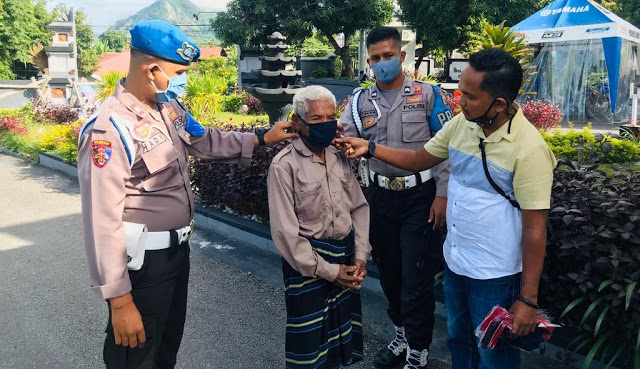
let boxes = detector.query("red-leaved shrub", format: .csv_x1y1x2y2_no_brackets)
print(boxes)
0,116,28,136
521,100,563,130
242,92,264,115
190,124,284,221
35,103,80,124
444,93,461,115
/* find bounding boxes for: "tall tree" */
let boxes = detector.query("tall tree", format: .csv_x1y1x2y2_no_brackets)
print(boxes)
298,0,393,78
600,0,640,28
0,0,51,79
210,0,312,48
397,0,552,68
99,30,128,52
211,0,393,78
75,10,100,77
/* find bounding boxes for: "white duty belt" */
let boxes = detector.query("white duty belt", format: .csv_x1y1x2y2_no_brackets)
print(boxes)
146,220,195,250
122,220,194,271
369,170,434,191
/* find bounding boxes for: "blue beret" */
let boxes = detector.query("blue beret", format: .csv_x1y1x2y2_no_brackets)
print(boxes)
130,20,200,65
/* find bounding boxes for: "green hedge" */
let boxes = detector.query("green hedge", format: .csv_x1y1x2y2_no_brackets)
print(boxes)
542,128,640,164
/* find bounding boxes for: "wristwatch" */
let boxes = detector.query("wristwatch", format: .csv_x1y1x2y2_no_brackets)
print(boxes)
364,140,376,159
255,128,267,146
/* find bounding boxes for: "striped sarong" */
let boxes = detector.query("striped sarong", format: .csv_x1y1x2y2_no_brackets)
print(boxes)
283,232,364,369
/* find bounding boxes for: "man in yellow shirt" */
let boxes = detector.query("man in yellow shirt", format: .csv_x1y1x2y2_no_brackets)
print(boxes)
336,49,556,369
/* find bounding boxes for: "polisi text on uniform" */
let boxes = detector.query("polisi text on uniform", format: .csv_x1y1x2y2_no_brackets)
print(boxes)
403,103,426,111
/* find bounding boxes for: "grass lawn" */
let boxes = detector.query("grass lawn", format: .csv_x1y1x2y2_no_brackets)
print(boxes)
207,112,269,127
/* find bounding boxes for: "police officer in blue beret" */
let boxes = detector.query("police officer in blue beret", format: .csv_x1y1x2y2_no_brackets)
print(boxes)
77,20,297,369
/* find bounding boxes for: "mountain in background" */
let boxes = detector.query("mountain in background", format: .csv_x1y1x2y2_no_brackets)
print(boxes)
109,0,215,41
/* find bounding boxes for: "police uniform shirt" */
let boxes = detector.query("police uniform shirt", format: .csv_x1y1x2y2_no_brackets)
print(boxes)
339,77,450,196
78,81,255,300
267,138,372,282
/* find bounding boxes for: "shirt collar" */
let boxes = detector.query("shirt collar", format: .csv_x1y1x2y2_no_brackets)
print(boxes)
114,79,157,120
291,137,339,164
465,104,525,143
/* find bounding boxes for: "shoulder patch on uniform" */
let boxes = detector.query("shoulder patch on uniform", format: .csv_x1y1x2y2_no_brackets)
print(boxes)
351,86,363,94
272,144,294,164
91,140,112,168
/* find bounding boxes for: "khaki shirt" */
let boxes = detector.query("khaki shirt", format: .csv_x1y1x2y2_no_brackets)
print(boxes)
78,81,255,300
339,77,450,196
267,138,371,282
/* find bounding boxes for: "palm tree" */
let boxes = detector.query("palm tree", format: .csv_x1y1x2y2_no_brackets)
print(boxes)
471,22,537,96
97,71,126,102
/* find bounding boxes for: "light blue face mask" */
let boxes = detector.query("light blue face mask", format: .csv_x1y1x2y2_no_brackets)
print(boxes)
151,67,187,103
371,55,402,84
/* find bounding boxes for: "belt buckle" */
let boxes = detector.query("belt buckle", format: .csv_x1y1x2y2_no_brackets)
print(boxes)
388,177,405,191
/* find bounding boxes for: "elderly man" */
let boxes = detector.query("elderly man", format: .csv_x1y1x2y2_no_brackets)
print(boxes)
267,85,371,368
77,20,295,368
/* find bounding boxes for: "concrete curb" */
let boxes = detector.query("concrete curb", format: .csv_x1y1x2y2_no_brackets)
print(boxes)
38,152,77,178
28,149,605,369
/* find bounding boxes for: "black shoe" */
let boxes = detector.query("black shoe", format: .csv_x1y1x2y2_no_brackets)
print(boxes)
374,346,407,369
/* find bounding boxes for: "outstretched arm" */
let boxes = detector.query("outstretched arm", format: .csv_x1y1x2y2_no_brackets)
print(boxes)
334,137,446,172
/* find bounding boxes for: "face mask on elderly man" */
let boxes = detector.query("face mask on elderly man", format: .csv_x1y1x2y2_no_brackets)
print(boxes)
297,115,338,149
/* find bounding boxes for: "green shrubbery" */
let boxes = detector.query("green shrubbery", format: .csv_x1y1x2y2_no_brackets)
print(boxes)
543,161,640,368
220,94,244,114
542,127,640,165
39,122,82,163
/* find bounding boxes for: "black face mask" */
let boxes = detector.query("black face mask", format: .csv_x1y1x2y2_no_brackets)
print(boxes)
468,98,500,127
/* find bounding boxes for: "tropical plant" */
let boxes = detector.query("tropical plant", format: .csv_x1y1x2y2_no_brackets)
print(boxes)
470,22,537,96
97,71,127,102
542,160,640,369
29,43,48,73
93,39,111,56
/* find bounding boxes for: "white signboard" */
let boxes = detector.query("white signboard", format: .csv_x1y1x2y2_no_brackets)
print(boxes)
449,60,468,82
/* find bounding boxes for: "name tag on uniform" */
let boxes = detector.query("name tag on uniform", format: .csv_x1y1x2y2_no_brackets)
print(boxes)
403,103,426,111
141,133,167,152
166,105,185,131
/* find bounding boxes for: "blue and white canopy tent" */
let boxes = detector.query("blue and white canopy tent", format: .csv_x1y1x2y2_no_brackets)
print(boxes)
512,0,640,123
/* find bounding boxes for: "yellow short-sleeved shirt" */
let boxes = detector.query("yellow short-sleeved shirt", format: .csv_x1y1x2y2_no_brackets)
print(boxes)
424,105,557,279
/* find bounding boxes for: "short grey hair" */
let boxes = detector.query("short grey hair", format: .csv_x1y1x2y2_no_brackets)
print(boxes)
292,85,337,119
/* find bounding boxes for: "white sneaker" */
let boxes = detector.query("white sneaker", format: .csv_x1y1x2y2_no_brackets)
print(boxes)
388,326,408,356
403,347,429,369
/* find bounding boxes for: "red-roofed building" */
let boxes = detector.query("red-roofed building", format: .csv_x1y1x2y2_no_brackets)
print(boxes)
93,47,226,79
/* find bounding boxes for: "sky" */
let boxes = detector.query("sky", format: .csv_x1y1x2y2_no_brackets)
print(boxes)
46,0,231,34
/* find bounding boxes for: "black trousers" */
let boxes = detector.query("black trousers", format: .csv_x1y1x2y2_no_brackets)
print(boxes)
367,179,443,351
104,242,190,369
